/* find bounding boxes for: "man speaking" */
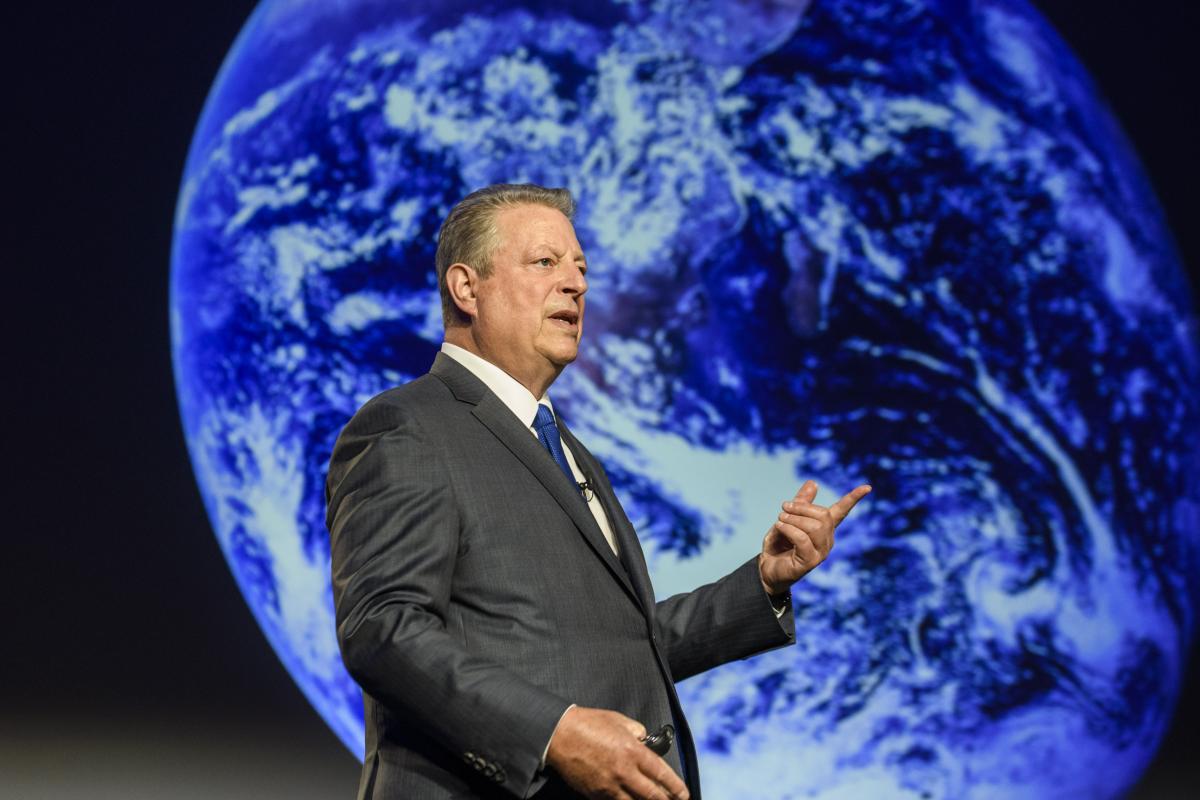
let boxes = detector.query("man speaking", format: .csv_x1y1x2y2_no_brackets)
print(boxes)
326,184,870,799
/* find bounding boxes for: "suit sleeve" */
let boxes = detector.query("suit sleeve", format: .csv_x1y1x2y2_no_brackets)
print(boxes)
327,397,570,797
653,556,797,682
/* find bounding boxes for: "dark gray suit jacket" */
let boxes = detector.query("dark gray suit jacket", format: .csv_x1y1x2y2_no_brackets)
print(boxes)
326,353,796,799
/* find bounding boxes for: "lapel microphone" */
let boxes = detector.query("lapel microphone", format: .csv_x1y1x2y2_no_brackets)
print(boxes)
560,424,595,502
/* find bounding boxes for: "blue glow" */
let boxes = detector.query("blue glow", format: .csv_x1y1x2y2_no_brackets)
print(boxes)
171,1,1199,796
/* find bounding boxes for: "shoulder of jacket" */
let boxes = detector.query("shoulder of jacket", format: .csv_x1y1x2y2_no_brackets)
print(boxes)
363,372,445,408
342,371,462,431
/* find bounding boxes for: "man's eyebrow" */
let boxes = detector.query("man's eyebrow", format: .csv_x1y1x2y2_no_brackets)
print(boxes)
525,245,587,263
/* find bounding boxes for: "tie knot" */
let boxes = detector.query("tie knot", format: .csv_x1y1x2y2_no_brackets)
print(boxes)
533,403,557,431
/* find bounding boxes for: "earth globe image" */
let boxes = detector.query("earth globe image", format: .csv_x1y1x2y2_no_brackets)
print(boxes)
170,0,1199,796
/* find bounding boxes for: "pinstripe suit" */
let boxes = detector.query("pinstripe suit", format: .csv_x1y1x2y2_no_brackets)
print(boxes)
327,352,796,799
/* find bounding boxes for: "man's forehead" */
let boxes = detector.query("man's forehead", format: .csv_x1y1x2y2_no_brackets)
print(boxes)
494,204,584,253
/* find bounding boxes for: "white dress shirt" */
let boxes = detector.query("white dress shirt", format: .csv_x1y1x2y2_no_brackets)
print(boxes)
440,342,619,556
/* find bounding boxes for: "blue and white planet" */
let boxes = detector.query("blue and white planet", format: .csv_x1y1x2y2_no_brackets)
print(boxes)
170,1,1200,796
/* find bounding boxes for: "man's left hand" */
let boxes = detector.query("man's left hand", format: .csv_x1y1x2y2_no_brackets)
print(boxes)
759,479,871,597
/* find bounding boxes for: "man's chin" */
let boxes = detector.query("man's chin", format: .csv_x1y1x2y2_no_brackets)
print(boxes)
552,350,579,367
540,342,580,368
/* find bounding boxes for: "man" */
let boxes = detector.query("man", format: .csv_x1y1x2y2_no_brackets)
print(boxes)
326,184,870,799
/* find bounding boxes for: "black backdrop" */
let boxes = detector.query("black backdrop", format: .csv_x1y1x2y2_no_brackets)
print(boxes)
7,2,1197,797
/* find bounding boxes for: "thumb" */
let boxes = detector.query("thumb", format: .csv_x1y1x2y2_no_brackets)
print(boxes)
617,713,647,740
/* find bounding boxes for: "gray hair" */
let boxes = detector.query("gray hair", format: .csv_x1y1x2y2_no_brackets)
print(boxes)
435,183,576,327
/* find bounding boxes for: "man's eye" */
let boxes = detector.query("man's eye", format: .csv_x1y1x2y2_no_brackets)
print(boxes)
538,258,554,267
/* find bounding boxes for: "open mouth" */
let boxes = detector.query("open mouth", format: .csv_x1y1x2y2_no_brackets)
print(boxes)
548,309,580,328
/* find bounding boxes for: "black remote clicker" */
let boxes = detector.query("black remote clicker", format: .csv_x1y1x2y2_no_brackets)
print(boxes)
640,724,675,756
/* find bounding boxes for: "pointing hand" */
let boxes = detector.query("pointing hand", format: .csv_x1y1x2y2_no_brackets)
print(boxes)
759,479,870,596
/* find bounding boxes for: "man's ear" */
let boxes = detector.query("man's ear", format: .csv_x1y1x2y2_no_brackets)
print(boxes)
445,262,479,320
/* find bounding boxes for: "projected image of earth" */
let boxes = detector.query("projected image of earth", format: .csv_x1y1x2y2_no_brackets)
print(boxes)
170,0,1199,796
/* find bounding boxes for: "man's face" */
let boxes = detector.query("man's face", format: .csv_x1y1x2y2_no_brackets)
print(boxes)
472,203,588,392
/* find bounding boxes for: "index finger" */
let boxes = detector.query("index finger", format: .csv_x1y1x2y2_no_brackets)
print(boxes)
830,484,871,523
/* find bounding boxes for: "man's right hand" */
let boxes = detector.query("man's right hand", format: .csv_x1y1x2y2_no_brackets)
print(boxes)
545,706,690,800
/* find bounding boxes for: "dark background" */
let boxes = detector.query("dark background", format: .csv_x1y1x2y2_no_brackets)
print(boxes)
6,1,1196,797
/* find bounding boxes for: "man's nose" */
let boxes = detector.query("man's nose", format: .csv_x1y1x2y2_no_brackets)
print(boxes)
561,265,587,295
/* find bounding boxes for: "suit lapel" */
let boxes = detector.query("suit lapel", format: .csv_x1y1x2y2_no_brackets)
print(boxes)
431,354,642,610
557,420,657,617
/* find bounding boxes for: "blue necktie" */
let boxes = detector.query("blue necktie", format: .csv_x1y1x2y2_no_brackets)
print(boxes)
533,404,579,491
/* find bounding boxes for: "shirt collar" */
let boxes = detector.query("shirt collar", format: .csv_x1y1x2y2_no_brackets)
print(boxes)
439,342,554,429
